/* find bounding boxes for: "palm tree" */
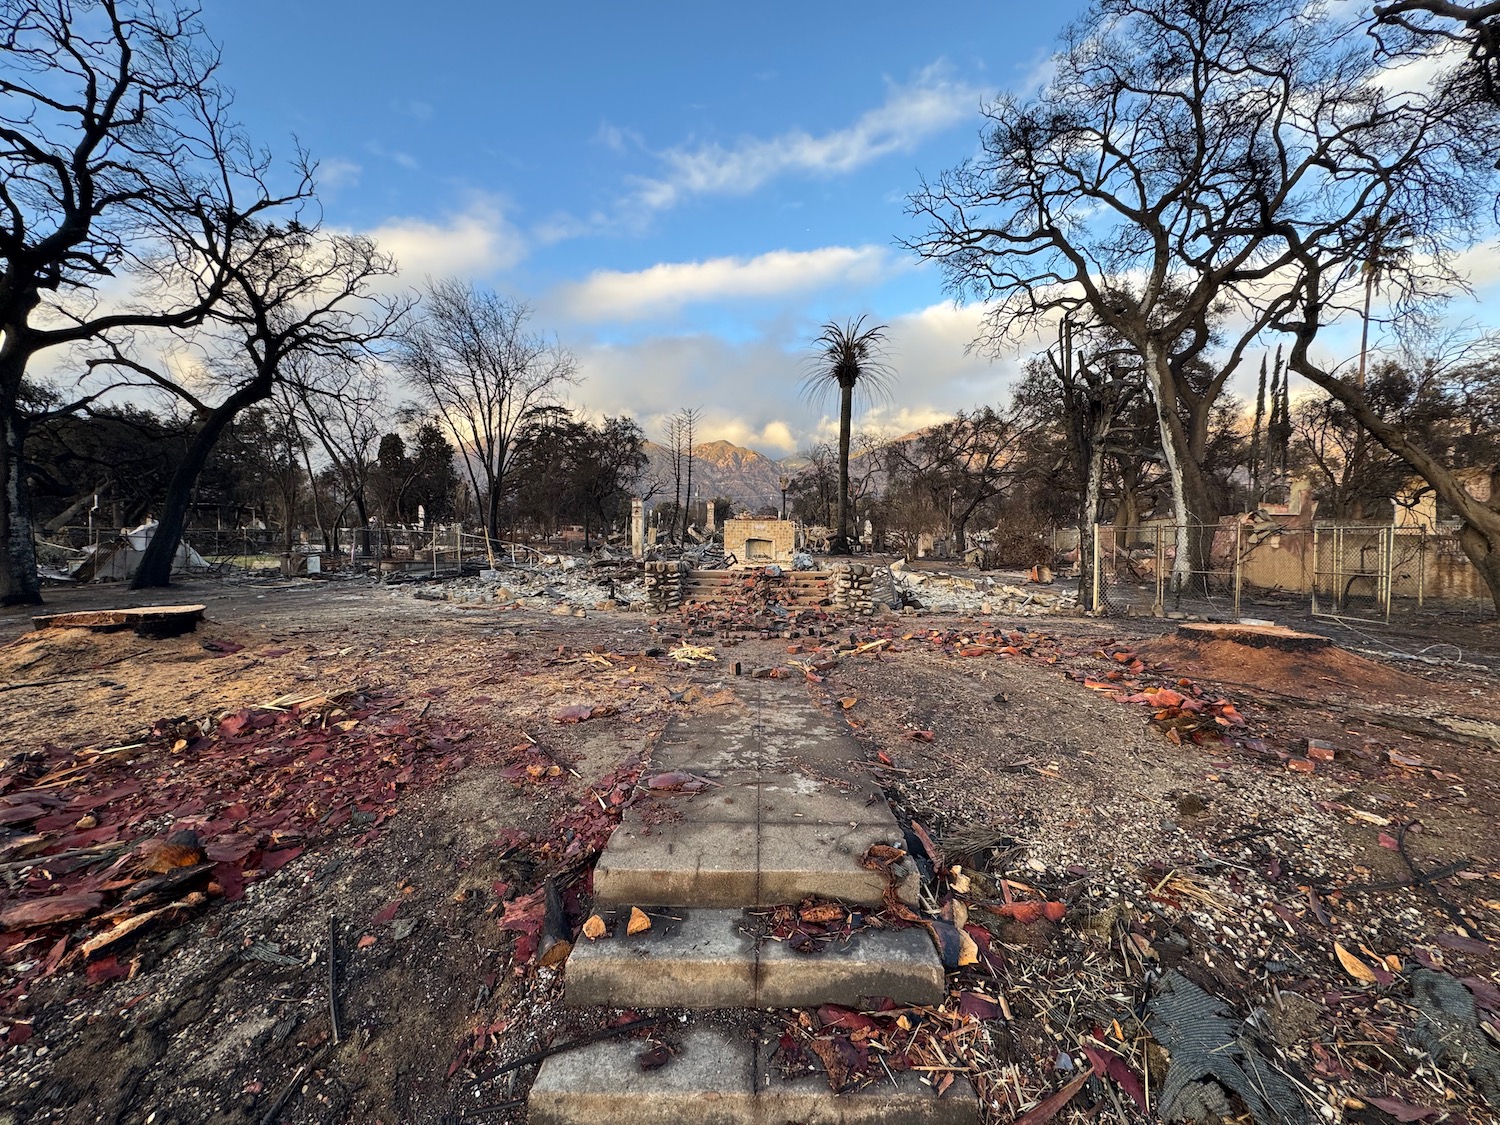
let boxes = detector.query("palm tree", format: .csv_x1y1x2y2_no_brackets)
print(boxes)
803,316,892,554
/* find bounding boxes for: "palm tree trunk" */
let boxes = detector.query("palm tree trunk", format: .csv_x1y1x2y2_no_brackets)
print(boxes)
834,382,853,553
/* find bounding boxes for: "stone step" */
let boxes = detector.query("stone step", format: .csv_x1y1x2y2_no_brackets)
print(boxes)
565,907,943,1009
593,819,913,908
593,679,919,909
528,1025,979,1125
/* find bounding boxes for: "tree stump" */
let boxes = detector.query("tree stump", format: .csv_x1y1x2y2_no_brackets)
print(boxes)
1174,622,1330,652
31,604,207,638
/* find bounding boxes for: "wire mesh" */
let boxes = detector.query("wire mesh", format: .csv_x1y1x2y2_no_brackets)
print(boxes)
1090,520,1492,623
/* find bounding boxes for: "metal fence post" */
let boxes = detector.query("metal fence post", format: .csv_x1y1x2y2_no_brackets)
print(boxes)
1382,526,1393,622
1091,524,1102,614
1418,529,1426,609
1233,520,1243,620
1155,527,1165,613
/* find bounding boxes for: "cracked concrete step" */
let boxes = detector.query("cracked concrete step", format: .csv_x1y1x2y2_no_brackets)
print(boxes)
529,1025,979,1125
593,677,919,908
566,907,944,1009
592,820,913,908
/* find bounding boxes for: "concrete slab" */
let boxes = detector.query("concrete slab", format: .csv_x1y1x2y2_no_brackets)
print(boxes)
529,1027,755,1125
594,678,917,907
529,1027,980,1125
566,908,757,1008
756,1033,981,1125
757,924,943,1008
565,909,943,1009
594,821,906,908
633,774,897,827
757,822,907,905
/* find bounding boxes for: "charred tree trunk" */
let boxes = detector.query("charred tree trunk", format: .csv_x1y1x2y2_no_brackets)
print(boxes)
1291,350,1500,615
486,478,502,544
0,400,41,605
133,377,273,590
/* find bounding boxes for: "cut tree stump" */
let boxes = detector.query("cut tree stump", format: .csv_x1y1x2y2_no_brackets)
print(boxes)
31,604,206,638
1175,622,1330,652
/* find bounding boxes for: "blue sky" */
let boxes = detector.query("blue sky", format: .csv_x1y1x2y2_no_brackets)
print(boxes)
192,0,1087,455
197,1,1496,457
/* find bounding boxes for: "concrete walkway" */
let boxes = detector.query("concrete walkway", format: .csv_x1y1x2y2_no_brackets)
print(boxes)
531,677,979,1123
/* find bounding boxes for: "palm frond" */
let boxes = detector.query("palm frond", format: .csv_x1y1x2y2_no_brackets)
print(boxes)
800,315,895,408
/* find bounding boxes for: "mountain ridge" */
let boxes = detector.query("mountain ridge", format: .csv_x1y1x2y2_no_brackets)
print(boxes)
640,439,791,511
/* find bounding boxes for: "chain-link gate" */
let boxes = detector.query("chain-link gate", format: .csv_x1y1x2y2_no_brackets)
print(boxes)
1091,522,1244,618
1311,524,1393,622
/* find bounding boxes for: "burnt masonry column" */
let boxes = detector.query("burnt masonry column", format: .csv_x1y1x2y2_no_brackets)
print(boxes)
644,560,688,612
828,563,875,615
631,498,645,560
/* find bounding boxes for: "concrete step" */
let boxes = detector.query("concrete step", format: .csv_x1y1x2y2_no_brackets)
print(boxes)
565,908,943,1009
529,1025,979,1125
593,819,910,907
593,679,919,908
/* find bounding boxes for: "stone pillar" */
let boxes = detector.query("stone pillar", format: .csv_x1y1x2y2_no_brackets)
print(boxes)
706,501,716,534
643,560,688,612
828,563,876,615
631,497,645,559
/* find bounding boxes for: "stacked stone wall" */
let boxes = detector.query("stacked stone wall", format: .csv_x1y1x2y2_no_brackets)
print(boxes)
643,560,688,611
828,563,875,615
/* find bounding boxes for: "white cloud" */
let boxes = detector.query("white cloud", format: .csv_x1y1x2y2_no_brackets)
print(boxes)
391,98,434,121
365,198,526,282
593,121,642,155
564,296,1025,459
365,141,419,171
630,63,981,211
558,245,897,321
700,418,800,455
883,299,1043,392
317,157,362,192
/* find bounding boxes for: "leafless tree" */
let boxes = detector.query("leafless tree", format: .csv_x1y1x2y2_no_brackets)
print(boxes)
883,405,1030,554
290,354,388,553
115,217,402,586
1040,318,1142,607
0,0,246,603
1374,1,1500,111
907,0,1491,591
262,381,315,554
398,280,575,549
678,406,699,542
661,412,686,542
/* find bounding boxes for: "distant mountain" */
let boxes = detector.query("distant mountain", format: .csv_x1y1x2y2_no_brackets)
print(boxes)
636,427,943,516
641,439,791,512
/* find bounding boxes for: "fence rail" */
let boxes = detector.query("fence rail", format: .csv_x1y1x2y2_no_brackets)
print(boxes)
46,523,541,582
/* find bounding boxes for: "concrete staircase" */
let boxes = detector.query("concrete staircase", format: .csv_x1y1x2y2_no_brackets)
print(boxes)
528,679,979,1124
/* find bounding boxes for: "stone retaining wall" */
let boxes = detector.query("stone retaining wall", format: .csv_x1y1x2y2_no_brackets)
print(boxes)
643,562,876,615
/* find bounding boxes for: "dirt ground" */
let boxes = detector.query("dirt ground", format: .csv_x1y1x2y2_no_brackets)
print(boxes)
1,570,1497,1125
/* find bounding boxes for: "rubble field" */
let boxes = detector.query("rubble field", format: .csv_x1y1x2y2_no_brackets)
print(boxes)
0,573,1496,1125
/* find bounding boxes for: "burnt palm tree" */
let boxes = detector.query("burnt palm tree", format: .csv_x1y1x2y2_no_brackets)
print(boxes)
803,316,892,553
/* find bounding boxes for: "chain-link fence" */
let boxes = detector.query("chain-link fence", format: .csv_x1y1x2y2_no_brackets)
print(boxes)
1089,520,1493,622
1310,525,1392,621
45,522,522,583
1091,522,1251,618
